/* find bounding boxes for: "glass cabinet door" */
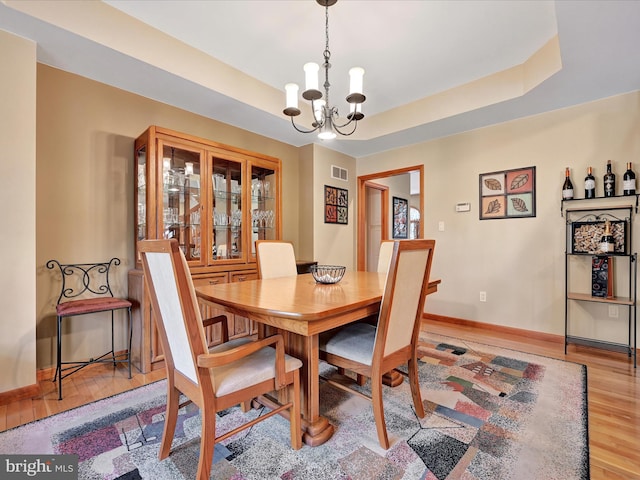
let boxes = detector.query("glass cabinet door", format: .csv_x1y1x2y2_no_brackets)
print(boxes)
159,141,204,265
250,163,278,257
135,144,147,244
211,155,243,262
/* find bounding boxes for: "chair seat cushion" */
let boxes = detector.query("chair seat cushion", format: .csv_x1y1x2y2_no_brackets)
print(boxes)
319,322,376,366
210,344,302,397
57,297,132,317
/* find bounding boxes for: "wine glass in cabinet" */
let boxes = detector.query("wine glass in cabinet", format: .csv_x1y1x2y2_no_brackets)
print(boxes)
211,155,243,262
160,141,204,266
134,134,206,268
249,161,280,260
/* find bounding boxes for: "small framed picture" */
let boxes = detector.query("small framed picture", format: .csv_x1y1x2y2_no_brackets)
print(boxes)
324,185,348,225
393,196,408,238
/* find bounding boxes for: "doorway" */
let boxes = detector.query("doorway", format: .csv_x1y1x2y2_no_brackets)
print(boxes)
357,165,424,271
364,182,389,271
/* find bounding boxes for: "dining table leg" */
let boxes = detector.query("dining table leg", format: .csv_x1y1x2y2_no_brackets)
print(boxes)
286,331,335,446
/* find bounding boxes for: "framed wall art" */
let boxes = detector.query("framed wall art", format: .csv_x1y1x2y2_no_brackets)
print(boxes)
479,166,536,220
324,185,348,224
571,218,627,255
392,196,408,238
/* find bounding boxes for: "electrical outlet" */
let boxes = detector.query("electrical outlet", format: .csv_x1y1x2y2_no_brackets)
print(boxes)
479,291,487,302
438,221,445,232
608,305,619,318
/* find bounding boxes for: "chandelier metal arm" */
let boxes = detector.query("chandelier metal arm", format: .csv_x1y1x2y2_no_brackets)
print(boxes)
331,119,358,136
289,116,321,135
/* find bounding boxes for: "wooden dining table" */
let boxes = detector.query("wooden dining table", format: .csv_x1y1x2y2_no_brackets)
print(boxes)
195,271,440,446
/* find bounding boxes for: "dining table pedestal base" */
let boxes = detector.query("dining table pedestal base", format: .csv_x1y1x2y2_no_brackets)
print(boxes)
383,370,404,387
255,393,335,446
301,416,335,446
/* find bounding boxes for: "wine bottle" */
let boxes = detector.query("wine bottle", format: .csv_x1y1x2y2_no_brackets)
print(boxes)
604,160,616,197
562,167,574,200
584,166,596,198
600,219,614,253
623,161,636,195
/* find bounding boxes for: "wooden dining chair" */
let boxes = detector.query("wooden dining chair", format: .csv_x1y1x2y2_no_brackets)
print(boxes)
319,239,435,449
138,239,302,480
256,240,298,279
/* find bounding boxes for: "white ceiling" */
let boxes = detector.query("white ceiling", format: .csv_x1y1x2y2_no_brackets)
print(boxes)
1,0,640,158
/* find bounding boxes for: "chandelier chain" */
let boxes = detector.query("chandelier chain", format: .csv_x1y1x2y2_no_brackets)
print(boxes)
323,2,331,107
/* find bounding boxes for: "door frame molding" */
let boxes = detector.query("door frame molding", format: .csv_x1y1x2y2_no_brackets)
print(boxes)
363,181,389,272
357,165,424,270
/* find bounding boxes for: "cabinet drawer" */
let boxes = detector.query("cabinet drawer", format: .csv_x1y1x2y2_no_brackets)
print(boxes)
230,270,258,282
192,273,229,287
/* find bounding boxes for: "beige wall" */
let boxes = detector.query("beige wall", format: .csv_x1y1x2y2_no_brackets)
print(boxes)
0,31,37,391
358,92,640,347
312,145,356,269
34,65,302,370
297,144,315,262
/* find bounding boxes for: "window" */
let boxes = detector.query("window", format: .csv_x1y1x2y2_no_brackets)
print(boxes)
409,207,420,239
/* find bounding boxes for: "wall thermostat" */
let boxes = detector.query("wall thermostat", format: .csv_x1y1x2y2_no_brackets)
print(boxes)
455,202,471,212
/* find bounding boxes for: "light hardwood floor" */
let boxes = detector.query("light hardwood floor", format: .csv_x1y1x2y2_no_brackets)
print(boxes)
0,320,638,479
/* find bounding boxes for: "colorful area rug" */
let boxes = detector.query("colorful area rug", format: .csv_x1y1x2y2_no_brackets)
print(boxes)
0,333,589,479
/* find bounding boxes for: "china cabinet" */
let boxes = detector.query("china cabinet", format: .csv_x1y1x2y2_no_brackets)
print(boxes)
129,126,281,372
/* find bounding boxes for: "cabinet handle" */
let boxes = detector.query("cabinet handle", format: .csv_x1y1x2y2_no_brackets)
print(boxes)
236,276,247,282
209,279,221,285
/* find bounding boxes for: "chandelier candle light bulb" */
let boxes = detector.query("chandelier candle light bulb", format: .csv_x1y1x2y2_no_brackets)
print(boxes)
314,99,326,124
284,83,300,114
303,62,321,95
349,67,364,95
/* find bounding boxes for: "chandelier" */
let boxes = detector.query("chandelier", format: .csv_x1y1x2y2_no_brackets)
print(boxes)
283,0,366,140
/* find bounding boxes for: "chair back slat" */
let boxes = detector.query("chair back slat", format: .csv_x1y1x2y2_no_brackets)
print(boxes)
144,252,198,383
140,241,207,385
46,258,120,304
374,240,435,358
256,241,298,279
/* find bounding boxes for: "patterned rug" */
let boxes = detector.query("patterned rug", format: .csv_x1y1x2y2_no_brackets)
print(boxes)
0,333,589,479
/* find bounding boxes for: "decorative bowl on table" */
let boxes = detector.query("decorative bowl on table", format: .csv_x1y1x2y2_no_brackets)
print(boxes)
310,265,346,284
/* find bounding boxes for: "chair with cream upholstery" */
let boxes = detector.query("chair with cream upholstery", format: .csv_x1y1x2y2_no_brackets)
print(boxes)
319,239,435,449
376,239,395,273
256,240,298,279
138,239,302,480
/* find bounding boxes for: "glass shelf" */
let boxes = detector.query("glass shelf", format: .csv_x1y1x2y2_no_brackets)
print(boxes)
251,194,274,202
214,190,241,201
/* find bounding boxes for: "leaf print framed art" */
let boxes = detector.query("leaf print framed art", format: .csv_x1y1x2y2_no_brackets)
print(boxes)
479,166,536,220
